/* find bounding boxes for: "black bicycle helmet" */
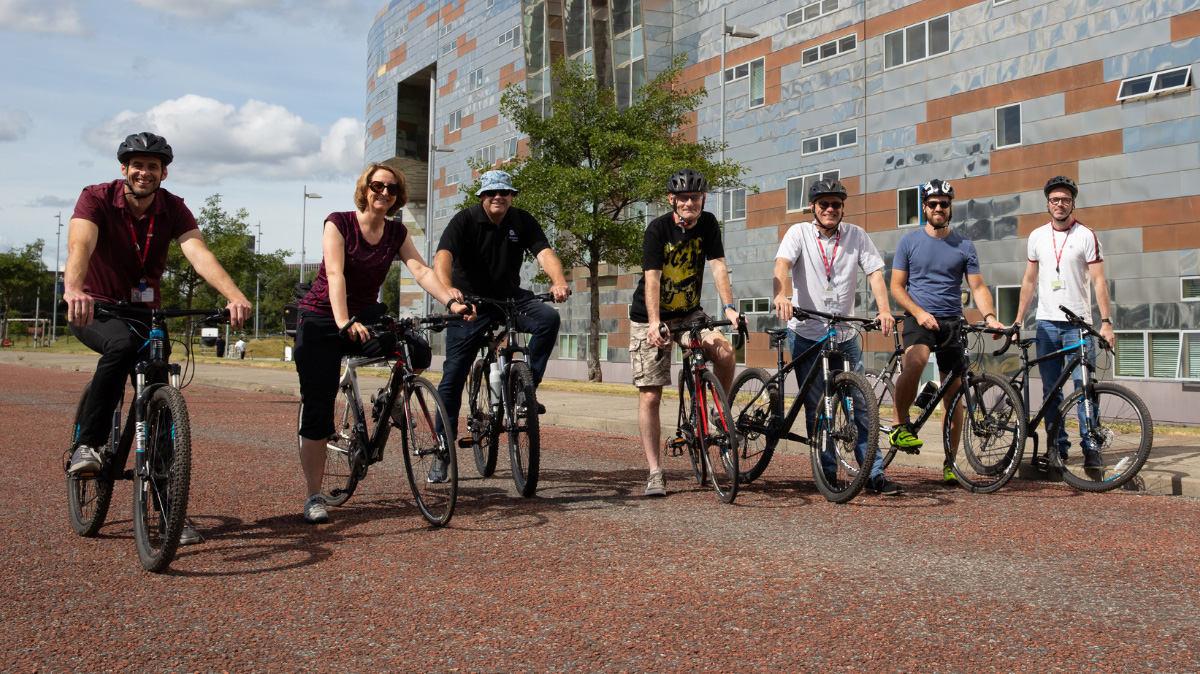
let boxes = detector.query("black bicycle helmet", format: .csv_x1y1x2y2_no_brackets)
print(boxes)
667,169,708,194
920,178,954,202
118,132,173,166
1043,175,1078,198
808,178,848,203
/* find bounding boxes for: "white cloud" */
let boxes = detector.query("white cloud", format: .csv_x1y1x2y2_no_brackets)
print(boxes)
127,0,362,27
0,0,86,35
86,94,364,183
29,196,77,209
0,108,32,141
0,235,13,252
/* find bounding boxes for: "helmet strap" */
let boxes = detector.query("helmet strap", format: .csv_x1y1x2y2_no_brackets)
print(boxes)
123,179,161,202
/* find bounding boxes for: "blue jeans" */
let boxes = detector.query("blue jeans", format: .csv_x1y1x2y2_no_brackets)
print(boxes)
789,332,883,479
435,290,560,440
1036,320,1097,457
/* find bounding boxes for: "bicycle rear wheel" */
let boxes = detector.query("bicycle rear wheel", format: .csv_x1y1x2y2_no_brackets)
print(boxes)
728,367,779,484
811,371,878,503
297,386,359,507
865,368,899,469
66,382,117,537
1055,382,1152,492
398,377,458,526
945,373,1025,494
507,362,540,497
698,370,738,503
133,387,191,573
467,358,499,477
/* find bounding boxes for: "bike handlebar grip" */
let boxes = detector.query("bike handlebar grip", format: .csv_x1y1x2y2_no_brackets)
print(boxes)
337,315,358,338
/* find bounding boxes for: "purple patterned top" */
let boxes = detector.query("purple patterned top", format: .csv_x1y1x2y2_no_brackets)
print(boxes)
299,211,407,318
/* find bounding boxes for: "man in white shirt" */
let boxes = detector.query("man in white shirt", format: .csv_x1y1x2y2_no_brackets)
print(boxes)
1013,176,1115,468
773,179,899,495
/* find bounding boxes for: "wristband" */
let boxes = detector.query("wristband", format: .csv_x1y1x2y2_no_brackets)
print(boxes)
1101,318,1112,324
984,312,996,320
447,298,461,310
723,303,736,312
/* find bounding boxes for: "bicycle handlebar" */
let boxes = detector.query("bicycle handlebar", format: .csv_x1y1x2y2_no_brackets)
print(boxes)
959,322,1019,357
1060,305,1112,352
92,301,229,325
793,306,880,331
340,313,464,339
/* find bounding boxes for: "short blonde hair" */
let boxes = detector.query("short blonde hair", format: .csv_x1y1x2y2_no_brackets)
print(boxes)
354,163,407,216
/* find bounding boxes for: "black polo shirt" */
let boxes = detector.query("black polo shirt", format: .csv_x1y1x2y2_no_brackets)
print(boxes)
436,203,551,299
630,210,725,323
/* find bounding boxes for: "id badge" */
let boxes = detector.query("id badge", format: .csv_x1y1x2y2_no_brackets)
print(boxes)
1051,279,1064,291
132,286,154,302
821,288,837,307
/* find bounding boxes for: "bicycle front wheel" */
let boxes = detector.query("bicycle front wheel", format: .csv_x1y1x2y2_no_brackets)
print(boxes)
811,371,878,504
945,373,1025,494
697,370,738,503
507,362,540,497
398,377,458,526
67,382,117,537
728,367,779,484
1055,382,1153,492
676,373,705,485
864,368,899,470
133,387,192,573
468,358,499,477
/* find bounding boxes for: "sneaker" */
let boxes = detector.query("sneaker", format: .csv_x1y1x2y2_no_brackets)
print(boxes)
942,461,957,485
1083,450,1103,469
303,494,329,523
179,524,203,546
68,445,102,474
644,469,667,497
515,402,547,415
867,474,903,496
427,452,450,483
889,424,923,451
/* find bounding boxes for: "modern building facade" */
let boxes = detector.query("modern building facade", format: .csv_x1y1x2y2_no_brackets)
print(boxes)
367,0,1200,423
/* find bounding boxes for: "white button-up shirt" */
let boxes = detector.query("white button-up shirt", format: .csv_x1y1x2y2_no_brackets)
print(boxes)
776,220,884,341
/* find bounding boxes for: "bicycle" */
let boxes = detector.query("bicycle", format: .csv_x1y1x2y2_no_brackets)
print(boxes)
1006,306,1153,492
864,316,905,459
460,293,553,498
65,301,228,572
727,307,880,503
296,312,462,526
878,317,1026,493
660,313,745,503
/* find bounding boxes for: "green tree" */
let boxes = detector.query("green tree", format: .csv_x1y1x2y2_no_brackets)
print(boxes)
464,55,751,381
0,240,47,315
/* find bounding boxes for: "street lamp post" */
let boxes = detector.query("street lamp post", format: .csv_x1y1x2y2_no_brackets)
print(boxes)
255,221,261,340
423,143,454,317
300,186,322,282
719,8,759,218
52,212,62,342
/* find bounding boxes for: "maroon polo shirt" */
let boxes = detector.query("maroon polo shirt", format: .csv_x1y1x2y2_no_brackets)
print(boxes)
299,211,408,318
71,179,199,306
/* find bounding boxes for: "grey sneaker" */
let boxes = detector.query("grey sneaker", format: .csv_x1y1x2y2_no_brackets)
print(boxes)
644,469,667,497
179,524,203,545
303,494,329,524
427,453,450,483
68,445,102,474
867,474,903,496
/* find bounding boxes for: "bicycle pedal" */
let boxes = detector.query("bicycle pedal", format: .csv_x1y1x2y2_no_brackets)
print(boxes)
666,437,689,456
457,436,474,449
1032,456,1049,472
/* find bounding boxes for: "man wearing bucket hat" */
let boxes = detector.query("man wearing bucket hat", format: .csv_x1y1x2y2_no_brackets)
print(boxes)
433,170,570,468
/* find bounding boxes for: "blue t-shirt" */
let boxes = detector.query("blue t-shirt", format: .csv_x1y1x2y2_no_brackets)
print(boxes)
892,228,981,316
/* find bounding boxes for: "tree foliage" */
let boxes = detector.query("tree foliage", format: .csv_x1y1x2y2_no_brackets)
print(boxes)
0,240,47,315
462,54,752,380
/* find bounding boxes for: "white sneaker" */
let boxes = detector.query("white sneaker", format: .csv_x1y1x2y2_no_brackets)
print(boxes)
303,494,329,523
644,469,667,497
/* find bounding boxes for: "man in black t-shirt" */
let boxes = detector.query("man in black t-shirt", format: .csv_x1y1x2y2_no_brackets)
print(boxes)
433,170,570,463
631,169,740,497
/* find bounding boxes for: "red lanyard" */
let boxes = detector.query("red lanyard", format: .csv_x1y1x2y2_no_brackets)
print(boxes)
1050,220,1073,274
815,228,840,285
126,214,156,275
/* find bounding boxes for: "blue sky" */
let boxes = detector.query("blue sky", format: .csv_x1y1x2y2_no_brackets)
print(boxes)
0,0,383,268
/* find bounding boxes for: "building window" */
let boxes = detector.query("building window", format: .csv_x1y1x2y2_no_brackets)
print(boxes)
1117,65,1192,101
1116,331,1195,379
1183,332,1200,379
725,57,764,107
884,15,950,69
445,172,460,186
441,41,456,57
500,136,519,161
993,0,1016,4
559,334,580,359
724,62,750,82
475,144,495,165
898,186,923,227
448,109,462,132
786,0,838,27
996,103,1021,148
995,286,1020,326
498,26,521,48
469,67,484,91
722,188,746,221
786,170,840,212
486,0,495,8
1182,276,1200,301
739,298,772,314
802,128,856,155
802,34,856,65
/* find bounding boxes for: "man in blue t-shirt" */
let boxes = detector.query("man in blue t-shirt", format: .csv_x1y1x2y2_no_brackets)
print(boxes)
888,179,1004,484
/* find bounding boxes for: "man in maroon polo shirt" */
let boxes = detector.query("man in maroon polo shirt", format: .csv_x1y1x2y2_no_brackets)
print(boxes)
63,132,251,544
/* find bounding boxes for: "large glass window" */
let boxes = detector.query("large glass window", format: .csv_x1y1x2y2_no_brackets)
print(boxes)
722,188,747,221
885,15,950,69
898,187,922,227
610,0,644,109
786,170,840,212
996,103,1021,148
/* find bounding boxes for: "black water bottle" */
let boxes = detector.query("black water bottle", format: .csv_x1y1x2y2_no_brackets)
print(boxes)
913,381,938,409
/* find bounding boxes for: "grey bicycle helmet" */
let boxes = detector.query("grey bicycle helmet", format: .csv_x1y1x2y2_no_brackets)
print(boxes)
920,178,954,202
808,178,848,203
667,169,708,194
118,132,173,166
1043,175,1078,198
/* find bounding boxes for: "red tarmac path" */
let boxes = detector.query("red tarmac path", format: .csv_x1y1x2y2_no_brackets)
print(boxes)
3,362,1200,672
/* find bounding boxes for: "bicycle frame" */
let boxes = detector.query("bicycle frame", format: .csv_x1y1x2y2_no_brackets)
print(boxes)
1006,330,1098,470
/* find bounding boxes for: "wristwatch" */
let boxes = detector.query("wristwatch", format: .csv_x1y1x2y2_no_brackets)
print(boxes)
723,303,736,312
1101,318,1112,324
984,312,996,320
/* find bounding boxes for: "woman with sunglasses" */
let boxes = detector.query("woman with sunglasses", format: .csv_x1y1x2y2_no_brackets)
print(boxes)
294,162,472,524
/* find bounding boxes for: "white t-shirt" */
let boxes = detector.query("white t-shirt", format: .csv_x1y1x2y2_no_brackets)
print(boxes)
1027,219,1102,322
775,220,884,341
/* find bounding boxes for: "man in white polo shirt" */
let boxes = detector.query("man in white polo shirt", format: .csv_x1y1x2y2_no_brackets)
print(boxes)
773,179,899,495
1013,176,1115,468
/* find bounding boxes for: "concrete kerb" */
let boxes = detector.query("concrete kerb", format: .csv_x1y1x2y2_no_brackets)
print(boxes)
5,350,1198,498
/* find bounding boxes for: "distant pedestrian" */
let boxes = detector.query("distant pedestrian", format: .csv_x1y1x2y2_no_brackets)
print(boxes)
234,338,246,359
216,335,226,358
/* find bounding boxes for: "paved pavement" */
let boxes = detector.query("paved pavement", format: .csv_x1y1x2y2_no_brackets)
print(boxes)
4,349,1199,497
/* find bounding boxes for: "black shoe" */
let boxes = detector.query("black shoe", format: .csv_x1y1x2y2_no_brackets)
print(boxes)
427,453,450,483
867,474,903,496
1083,449,1103,469
538,402,546,415
179,524,203,545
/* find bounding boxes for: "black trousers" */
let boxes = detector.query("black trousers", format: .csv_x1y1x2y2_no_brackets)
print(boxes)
70,317,160,447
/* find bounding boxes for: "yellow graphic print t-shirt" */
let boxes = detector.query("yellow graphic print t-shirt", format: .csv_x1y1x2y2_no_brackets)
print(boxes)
630,211,725,323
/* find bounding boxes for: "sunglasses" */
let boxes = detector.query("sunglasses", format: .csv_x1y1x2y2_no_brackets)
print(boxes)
481,190,514,198
1048,197,1074,205
925,200,951,210
673,193,704,203
368,181,402,196
815,200,843,211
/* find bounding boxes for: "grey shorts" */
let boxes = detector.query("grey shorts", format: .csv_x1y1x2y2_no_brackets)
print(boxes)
630,310,723,388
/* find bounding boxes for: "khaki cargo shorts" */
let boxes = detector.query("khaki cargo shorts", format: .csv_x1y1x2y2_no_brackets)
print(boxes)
630,310,723,388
